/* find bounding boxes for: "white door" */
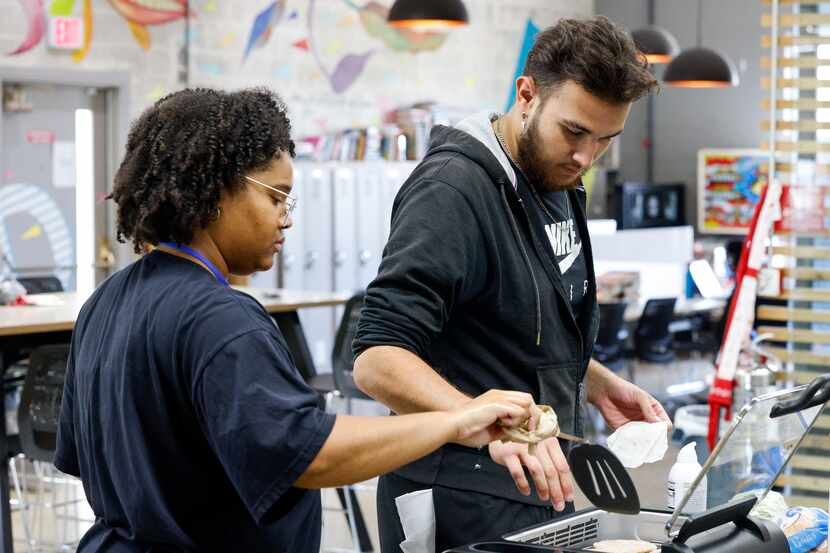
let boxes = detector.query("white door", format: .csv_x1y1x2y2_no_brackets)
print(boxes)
0,82,109,292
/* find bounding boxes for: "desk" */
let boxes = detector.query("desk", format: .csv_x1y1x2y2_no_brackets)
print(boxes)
623,297,726,325
0,287,350,553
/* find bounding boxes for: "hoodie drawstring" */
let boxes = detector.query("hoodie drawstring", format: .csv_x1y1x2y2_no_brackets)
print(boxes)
499,183,542,347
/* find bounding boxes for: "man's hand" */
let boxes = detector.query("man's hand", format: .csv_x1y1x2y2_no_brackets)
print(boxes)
489,437,574,511
586,359,670,431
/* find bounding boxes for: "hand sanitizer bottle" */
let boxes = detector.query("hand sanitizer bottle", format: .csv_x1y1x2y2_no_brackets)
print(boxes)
668,442,707,513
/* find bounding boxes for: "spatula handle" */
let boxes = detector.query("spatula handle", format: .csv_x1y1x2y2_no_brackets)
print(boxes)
557,431,588,444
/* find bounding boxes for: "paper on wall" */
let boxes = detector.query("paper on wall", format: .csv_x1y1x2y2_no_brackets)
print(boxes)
52,141,76,188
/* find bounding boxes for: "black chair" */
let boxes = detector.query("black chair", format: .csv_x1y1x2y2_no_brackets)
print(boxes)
16,344,86,549
17,344,69,462
331,292,372,406
672,312,720,358
328,292,375,552
289,293,373,552
5,276,65,396
633,298,677,364
16,276,63,295
593,302,629,374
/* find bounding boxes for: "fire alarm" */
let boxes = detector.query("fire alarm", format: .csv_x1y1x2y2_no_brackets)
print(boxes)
47,17,84,50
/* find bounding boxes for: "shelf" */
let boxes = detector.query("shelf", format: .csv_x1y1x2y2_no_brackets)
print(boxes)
775,288,830,301
763,119,830,130
776,162,830,174
762,13,830,27
758,305,830,322
762,34,830,48
774,231,830,239
765,347,830,366
771,246,830,259
762,141,830,153
763,0,830,5
756,326,830,344
762,97,830,109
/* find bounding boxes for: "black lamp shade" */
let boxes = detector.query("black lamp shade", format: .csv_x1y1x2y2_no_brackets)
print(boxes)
632,26,679,64
387,0,469,29
664,47,739,88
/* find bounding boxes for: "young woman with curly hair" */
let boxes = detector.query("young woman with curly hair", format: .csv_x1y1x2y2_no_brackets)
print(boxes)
55,87,536,552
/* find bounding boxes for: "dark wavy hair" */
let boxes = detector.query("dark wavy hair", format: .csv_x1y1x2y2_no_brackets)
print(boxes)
111,87,296,253
524,16,658,103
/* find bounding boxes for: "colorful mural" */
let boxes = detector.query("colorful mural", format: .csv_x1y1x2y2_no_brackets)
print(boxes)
297,0,450,94
2,0,589,138
352,0,447,53
0,183,74,290
8,0,451,94
7,0,45,56
243,0,295,62
108,0,188,51
7,0,187,59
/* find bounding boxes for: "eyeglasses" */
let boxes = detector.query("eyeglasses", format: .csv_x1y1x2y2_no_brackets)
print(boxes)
244,175,298,224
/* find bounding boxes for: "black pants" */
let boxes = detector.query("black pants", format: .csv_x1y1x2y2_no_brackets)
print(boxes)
377,473,574,552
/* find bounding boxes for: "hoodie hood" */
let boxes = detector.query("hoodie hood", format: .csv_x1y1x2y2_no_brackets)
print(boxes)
425,110,544,347
425,111,518,190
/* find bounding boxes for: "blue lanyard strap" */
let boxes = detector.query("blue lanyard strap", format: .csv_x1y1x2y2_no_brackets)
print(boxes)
159,242,230,287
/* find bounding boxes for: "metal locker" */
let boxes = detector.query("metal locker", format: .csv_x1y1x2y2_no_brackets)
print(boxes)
381,163,415,243
249,264,278,289
278,164,306,291
299,166,335,373
357,164,384,289
332,165,359,293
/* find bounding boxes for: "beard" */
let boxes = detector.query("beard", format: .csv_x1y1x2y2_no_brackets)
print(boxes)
516,112,583,193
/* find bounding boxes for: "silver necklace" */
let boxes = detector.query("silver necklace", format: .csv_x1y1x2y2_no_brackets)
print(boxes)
493,116,572,225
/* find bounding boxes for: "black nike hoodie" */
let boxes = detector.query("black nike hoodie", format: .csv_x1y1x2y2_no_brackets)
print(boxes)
353,111,600,505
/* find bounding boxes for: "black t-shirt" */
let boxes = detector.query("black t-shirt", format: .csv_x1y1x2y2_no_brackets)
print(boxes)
513,172,589,322
55,251,336,553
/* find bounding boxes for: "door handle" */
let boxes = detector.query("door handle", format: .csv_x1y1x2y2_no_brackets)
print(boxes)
334,251,348,267
305,251,319,269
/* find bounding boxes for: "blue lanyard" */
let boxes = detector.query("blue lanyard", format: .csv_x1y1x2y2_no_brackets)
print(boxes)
159,242,229,287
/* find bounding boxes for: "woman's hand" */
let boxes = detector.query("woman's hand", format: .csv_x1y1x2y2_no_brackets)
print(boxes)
451,390,537,447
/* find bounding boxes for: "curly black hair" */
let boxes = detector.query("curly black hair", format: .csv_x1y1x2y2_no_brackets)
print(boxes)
111,87,296,253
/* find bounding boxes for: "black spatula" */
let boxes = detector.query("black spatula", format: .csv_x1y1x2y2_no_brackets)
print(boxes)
560,432,641,515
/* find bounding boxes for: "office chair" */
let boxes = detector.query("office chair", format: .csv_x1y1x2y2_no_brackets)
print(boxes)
633,298,677,364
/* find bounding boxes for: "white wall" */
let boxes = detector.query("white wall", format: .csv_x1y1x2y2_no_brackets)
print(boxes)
0,0,184,117
1,0,594,137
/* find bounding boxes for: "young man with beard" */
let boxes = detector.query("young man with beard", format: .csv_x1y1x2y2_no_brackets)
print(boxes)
353,16,671,552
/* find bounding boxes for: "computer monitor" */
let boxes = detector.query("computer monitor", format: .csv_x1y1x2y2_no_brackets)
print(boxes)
689,259,728,299
613,182,686,230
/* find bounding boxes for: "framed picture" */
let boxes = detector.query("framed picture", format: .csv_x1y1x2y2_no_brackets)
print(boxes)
613,182,686,229
697,149,769,235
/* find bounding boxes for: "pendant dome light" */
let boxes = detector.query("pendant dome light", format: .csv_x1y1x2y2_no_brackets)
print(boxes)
664,0,738,87
387,0,469,30
632,26,679,64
